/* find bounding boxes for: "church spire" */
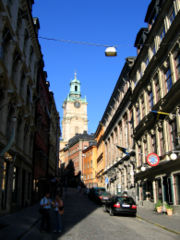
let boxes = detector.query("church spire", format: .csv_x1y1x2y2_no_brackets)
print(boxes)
68,72,81,99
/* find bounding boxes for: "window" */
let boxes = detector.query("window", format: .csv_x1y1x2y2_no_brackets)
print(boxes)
168,8,176,26
136,107,140,124
165,68,172,92
169,120,178,150
149,91,154,109
145,56,149,67
141,97,145,119
159,26,166,44
20,73,25,98
12,166,18,203
155,76,160,103
138,145,142,167
151,43,156,57
159,130,165,156
175,53,180,80
151,134,156,153
23,30,29,57
144,141,148,157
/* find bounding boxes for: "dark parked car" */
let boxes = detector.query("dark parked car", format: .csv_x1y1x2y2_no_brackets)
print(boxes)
88,187,110,204
99,191,111,204
104,195,137,217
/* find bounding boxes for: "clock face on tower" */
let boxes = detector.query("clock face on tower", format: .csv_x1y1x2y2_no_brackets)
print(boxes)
74,101,80,108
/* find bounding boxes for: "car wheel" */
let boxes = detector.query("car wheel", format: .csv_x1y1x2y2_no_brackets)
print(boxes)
109,208,114,216
103,205,107,212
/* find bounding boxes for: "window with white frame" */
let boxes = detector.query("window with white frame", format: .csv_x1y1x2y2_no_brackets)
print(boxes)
136,107,140,124
159,26,166,44
154,75,160,103
159,129,165,156
168,8,176,27
145,55,149,68
149,90,154,110
168,119,177,151
138,144,142,167
151,43,156,58
174,52,180,80
165,68,172,93
141,96,145,119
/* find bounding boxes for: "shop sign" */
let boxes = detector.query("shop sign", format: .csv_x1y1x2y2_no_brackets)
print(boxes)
105,177,109,184
146,153,160,167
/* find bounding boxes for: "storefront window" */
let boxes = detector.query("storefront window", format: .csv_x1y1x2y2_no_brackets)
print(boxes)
1,161,9,209
12,166,18,203
174,174,180,204
156,178,162,201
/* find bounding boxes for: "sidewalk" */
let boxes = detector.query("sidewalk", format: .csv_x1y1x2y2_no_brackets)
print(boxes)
0,193,180,239
0,204,41,240
137,206,180,235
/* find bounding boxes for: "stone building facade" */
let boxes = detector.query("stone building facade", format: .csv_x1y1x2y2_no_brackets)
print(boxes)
0,0,60,215
101,0,180,212
102,58,135,196
0,0,41,214
131,0,180,209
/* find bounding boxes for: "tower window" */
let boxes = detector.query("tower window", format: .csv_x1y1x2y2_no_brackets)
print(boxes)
75,86,78,91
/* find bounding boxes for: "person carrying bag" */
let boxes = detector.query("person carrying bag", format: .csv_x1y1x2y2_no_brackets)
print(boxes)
52,194,64,233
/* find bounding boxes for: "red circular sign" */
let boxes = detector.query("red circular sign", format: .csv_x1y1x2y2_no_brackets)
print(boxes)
146,153,160,167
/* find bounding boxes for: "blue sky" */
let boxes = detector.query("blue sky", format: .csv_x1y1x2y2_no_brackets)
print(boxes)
32,0,150,135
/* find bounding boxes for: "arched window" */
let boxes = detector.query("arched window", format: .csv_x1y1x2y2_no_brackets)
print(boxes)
6,104,15,139
16,116,22,147
23,30,29,58
75,86,78,92
29,46,33,65
1,28,12,64
11,50,21,87
23,123,29,153
20,72,25,98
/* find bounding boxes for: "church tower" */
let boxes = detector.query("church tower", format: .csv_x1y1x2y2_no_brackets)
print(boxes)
61,73,88,143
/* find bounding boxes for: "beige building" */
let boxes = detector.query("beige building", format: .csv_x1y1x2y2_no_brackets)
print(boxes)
131,0,180,210
101,0,180,213
102,58,135,196
61,73,88,143
60,73,88,164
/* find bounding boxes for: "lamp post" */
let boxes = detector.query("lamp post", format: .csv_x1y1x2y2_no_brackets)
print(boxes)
105,46,117,57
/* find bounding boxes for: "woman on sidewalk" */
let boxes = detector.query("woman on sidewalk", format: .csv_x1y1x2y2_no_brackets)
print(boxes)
52,194,64,233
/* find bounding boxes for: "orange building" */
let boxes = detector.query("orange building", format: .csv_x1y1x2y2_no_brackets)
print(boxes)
82,143,97,188
94,122,105,187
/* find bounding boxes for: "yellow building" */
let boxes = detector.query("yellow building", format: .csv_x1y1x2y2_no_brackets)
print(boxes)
82,142,97,188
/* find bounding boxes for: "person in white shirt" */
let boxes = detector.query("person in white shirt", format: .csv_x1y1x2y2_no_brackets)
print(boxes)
40,192,52,232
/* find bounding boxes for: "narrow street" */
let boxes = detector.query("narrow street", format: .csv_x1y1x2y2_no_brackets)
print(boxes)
22,189,179,240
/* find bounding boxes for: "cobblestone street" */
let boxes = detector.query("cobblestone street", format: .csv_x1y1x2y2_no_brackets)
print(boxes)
21,189,179,240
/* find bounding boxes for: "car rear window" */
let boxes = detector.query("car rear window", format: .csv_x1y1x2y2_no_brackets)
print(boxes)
97,188,106,193
117,197,135,205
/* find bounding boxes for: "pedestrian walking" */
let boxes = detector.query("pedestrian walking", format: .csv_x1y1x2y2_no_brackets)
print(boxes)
52,194,64,233
40,192,52,232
